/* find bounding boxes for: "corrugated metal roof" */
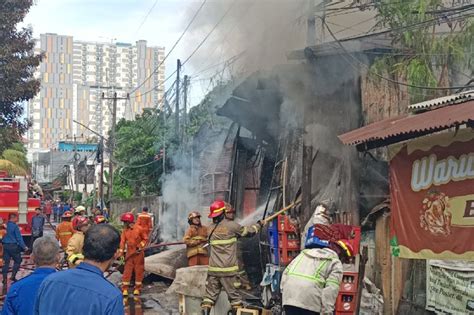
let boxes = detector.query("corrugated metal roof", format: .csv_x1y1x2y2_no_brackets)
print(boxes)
408,90,474,111
339,99,474,149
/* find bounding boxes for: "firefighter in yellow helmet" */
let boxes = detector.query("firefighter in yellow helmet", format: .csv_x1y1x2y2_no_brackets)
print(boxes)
66,216,91,268
183,211,208,266
201,200,262,315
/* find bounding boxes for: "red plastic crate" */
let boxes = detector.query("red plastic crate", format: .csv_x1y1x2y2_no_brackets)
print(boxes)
339,272,358,293
277,215,297,233
270,247,299,265
278,232,300,250
348,226,361,256
335,293,357,313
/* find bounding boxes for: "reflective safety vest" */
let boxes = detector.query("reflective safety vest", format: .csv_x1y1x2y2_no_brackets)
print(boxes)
66,232,85,267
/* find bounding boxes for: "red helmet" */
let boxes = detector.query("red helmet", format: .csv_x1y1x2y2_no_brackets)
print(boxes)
209,200,226,218
72,216,90,230
335,240,355,257
121,212,135,223
94,215,107,224
62,211,73,218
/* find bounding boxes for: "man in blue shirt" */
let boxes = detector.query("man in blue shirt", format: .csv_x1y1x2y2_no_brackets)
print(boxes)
35,224,124,315
2,214,28,283
30,208,45,248
2,236,59,315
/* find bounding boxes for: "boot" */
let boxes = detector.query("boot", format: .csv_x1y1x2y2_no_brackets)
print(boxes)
122,289,129,297
133,289,140,296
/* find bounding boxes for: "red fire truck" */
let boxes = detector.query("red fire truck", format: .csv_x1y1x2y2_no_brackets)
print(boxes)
0,171,40,236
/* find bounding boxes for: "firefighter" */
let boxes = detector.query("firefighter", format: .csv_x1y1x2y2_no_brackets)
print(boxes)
280,230,354,315
74,205,86,217
201,200,262,315
0,219,5,268
66,216,91,268
183,211,208,266
223,202,251,291
94,215,107,225
55,211,75,250
119,212,148,297
136,207,153,236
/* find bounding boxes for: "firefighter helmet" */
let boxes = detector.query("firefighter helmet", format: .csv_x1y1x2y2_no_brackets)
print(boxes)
224,202,235,214
62,211,73,218
208,200,226,218
94,215,107,224
120,212,135,223
335,240,355,257
72,216,90,230
187,211,201,224
75,205,86,214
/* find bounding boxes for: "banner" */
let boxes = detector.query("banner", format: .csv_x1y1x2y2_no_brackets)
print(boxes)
389,130,474,259
426,260,474,314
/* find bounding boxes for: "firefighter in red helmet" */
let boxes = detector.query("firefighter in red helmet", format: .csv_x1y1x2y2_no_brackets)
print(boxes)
201,200,262,315
183,211,208,266
94,215,107,225
119,212,148,297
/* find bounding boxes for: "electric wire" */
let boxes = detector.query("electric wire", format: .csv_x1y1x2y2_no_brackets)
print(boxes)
129,0,208,95
135,0,160,34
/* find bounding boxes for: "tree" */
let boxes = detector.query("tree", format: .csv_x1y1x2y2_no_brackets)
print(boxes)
0,143,28,176
0,0,42,148
371,1,474,102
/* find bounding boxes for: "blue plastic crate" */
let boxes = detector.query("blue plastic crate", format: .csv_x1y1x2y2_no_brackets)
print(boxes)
267,217,279,233
268,229,279,248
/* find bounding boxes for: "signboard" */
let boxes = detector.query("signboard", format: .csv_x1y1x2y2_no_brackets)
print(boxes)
389,130,474,259
426,260,474,314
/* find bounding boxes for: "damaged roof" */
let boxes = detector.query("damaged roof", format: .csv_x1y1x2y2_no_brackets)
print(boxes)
338,98,474,150
408,90,474,111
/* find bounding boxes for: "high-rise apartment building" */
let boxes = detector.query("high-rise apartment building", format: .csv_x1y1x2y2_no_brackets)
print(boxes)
27,33,165,150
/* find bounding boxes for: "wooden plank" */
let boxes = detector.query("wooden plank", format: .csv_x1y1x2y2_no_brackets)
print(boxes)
375,212,392,315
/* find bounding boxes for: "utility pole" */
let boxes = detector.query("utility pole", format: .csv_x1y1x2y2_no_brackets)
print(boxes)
175,59,181,142
99,138,104,210
183,75,189,132
73,135,79,202
101,92,129,204
307,0,316,46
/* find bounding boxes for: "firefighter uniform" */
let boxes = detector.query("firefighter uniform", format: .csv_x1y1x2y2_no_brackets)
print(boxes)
56,221,74,250
183,224,208,266
66,231,85,268
0,224,6,268
119,224,148,294
136,211,153,236
280,247,343,315
202,218,260,310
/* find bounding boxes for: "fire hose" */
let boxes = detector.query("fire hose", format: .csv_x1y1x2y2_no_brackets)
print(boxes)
105,241,184,278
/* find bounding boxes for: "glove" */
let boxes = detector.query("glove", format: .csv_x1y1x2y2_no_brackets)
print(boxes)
118,256,125,265
257,220,264,227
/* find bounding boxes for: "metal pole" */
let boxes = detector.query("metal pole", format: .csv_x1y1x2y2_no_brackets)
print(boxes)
73,135,79,202
100,138,104,210
175,59,181,141
183,75,189,131
109,92,117,203
307,0,316,46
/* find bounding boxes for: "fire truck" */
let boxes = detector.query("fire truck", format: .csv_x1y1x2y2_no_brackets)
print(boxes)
0,171,41,236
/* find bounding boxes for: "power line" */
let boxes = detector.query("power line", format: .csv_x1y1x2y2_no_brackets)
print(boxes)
322,19,474,91
130,0,208,95
134,0,236,99
135,0,160,34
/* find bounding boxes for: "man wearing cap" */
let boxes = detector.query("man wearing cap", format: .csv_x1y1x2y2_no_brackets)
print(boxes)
183,211,208,266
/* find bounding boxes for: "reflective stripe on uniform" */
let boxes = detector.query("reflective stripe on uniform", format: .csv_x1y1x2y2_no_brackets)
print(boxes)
287,252,329,285
59,232,73,236
326,278,340,287
68,253,84,264
208,265,239,273
191,236,206,240
210,237,237,245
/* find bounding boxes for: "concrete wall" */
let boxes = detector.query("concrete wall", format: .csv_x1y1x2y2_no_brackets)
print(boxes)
110,194,161,219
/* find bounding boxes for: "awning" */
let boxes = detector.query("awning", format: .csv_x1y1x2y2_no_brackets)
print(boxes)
338,100,474,151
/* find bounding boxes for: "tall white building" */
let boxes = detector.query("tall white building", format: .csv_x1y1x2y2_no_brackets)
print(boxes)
28,33,165,151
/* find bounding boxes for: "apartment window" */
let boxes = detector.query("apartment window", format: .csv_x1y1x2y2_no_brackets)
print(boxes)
60,53,65,64
43,72,49,83
60,73,65,84
67,64,71,74
60,99,64,109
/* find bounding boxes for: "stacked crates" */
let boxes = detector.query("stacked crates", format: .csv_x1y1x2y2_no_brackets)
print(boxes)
268,215,300,266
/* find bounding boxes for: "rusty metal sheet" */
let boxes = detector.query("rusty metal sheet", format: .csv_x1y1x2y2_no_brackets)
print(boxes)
338,100,474,149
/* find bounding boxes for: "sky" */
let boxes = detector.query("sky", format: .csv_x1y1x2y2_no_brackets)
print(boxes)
23,0,218,106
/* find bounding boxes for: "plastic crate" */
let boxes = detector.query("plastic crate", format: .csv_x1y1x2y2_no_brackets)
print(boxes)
270,247,279,264
268,217,279,233
348,226,361,256
340,272,358,293
268,230,279,248
278,247,299,265
277,215,297,233
278,232,300,250
335,293,357,313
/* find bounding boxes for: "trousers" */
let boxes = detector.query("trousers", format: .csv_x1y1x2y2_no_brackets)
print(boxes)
122,251,145,291
2,244,22,278
284,305,320,315
203,275,242,306
188,254,209,266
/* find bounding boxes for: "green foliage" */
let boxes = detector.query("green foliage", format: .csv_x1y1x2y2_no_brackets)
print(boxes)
0,0,43,149
0,143,29,175
371,0,474,102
